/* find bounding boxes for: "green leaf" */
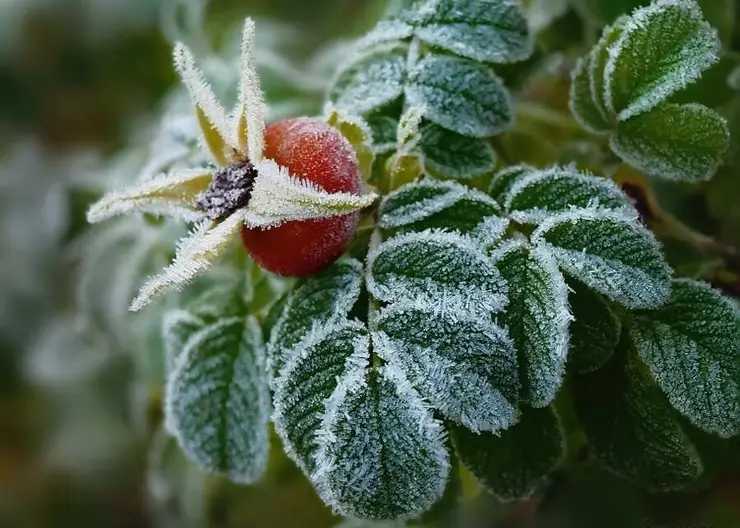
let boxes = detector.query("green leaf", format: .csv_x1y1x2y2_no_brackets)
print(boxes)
366,114,399,154
367,230,508,315
604,0,720,121
567,278,622,374
162,310,205,375
419,122,497,180
532,209,671,309
630,279,740,437
401,0,532,64
451,406,564,501
272,320,369,473
570,53,612,134
379,180,507,243
268,259,363,376
406,53,513,138
574,344,703,491
315,366,450,520
329,44,408,115
589,17,628,123
494,242,570,407
611,103,729,182
375,305,519,433
165,316,270,483
488,163,536,200
504,166,633,224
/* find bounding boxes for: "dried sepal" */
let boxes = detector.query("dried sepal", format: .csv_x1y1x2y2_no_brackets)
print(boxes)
130,212,245,311
235,18,267,163
86,168,213,223
244,159,377,228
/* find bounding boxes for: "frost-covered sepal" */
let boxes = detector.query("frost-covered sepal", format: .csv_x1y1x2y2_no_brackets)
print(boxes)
245,159,377,228
268,259,363,377
375,305,519,433
630,279,740,438
611,103,729,182
86,169,213,223
603,0,720,121
367,230,508,315
379,180,506,244
405,53,513,138
165,315,270,483
574,343,703,491
399,0,532,64
314,365,450,520
532,208,671,309
503,166,634,224
451,406,565,501
493,241,571,407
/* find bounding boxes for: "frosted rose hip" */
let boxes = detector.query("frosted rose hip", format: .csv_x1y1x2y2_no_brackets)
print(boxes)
241,117,362,276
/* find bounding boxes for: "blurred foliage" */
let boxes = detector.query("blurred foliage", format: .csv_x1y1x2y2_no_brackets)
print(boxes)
1,0,739,527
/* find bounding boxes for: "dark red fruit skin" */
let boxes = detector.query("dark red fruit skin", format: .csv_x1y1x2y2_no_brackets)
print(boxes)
241,117,362,276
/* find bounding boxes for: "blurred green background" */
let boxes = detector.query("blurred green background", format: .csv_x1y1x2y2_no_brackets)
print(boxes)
1,1,739,527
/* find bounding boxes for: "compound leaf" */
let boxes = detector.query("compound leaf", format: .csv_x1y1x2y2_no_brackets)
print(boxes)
567,278,622,374
611,103,729,182
419,122,497,180
604,0,720,121
574,344,703,491
406,53,513,138
504,166,633,224
451,406,564,501
165,316,270,484
315,365,450,520
494,242,570,407
273,320,369,473
268,259,363,376
402,0,532,64
375,305,519,433
630,279,740,438
532,209,671,309
367,230,508,315
330,44,408,115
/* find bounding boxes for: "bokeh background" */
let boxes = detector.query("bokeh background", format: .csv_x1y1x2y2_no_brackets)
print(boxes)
1,1,739,527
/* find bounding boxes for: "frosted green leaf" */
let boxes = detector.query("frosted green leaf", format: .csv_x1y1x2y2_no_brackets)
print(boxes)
401,0,532,64
165,316,270,483
604,0,721,121
379,180,506,242
574,347,702,491
419,122,497,180
329,44,407,115
366,114,399,155
268,259,363,377
367,230,508,315
272,320,369,474
532,209,671,309
611,103,729,182
504,166,633,224
570,54,612,134
494,242,571,407
357,18,415,50
406,54,513,138
588,17,627,125
162,309,205,375
451,406,564,501
315,365,449,520
567,278,621,374
630,279,740,438
488,163,536,201
375,305,519,432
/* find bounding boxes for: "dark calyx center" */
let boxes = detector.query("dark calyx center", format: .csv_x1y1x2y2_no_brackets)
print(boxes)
196,160,258,221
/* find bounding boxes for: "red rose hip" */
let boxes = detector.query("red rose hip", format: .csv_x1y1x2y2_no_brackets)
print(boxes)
241,117,362,276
